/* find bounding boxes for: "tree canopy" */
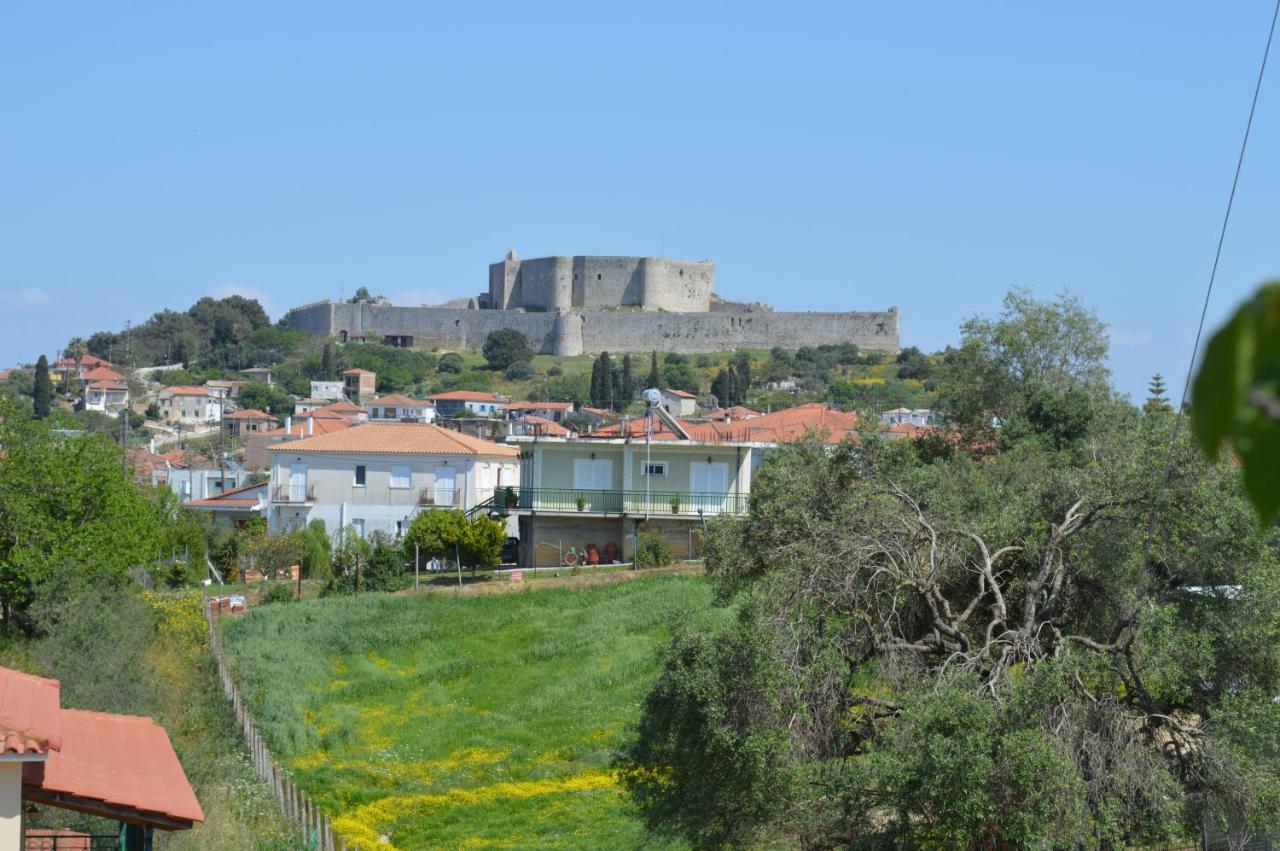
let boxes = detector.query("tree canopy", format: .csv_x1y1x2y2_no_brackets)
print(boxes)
620,290,1280,849
482,329,534,371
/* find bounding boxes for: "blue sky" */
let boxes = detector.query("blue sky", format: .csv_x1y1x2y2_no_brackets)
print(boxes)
2,2,1277,401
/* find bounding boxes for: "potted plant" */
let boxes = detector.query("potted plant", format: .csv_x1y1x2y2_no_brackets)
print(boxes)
504,487,518,509
670,495,682,514
576,494,587,512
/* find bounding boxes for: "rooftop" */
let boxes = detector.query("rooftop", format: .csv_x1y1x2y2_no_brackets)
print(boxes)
81,366,126,382
368,394,434,408
429,390,512,403
185,481,268,510
224,408,276,421
161,386,212,397
505,400,574,411
663,389,697,399
274,422,518,457
342,368,374,375
0,667,62,755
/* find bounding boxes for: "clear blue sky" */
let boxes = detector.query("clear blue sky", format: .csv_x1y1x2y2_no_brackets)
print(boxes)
2,2,1277,401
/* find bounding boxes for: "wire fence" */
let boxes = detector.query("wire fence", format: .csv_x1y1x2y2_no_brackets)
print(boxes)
205,601,346,851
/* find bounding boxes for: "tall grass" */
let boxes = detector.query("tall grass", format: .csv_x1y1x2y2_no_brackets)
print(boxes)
223,575,717,849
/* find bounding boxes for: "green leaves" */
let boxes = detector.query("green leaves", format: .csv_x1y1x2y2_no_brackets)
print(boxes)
1192,282,1280,522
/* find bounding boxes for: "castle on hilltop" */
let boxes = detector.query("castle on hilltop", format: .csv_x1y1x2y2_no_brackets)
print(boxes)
285,251,899,356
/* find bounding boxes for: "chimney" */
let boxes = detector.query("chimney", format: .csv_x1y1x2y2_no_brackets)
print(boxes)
308,416,314,436
285,415,292,436
149,437,156,454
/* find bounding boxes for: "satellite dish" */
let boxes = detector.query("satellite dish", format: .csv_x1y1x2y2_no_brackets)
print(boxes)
642,388,662,407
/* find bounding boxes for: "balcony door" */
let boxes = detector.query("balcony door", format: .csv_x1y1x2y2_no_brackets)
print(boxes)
690,462,728,514
288,464,308,502
573,459,612,490
434,466,457,506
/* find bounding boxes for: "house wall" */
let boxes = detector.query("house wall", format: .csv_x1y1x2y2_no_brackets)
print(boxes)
267,450,518,538
533,443,750,496
0,761,22,849
519,515,707,567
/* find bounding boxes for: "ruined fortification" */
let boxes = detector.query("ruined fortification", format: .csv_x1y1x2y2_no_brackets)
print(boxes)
286,251,899,356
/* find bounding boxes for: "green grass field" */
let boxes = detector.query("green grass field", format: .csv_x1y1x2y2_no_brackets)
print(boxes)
221,575,715,850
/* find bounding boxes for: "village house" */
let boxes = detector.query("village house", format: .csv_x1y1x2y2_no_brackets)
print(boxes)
310,380,345,401
83,380,130,416
184,481,268,527
659,388,699,417
508,415,570,438
204,379,246,401
500,403,864,567
242,402,367,469
239,366,274,386
504,400,575,423
342,368,377,405
157,386,223,425
54,353,113,383
428,390,511,418
267,422,519,539
223,408,278,438
880,407,936,427
366,394,437,423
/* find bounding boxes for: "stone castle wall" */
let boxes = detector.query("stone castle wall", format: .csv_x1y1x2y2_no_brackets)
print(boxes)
286,301,900,356
487,254,715,313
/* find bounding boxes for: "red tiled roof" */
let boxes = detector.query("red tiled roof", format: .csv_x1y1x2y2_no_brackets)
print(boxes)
429,390,511,403
161,386,211,397
24,708,204,827
317,399,365,415
368,394,433,408
224,409,276,421
585,404,861,445
342,368,374,375
0,369,12,381
579,406,614,419
505,400,574,412
57,355,112,370
82,367,126,382
277,422,518,457
664,389,697,399
263,416,353,438
0,668,62,755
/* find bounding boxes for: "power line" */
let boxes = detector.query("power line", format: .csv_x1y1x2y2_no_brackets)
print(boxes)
1140,0,1279,584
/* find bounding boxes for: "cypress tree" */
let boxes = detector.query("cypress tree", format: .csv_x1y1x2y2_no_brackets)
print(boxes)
322,343,335,379
32,355,53,419
647,351,661,390
734,351,752,397
597,352,615,410
621,354,634,402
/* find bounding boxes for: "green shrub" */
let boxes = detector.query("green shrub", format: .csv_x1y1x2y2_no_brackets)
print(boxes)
261,582,295,605
503,360,534,380
634,531,674,569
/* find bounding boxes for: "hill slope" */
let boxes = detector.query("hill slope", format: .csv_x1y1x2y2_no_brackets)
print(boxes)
222,575,716,849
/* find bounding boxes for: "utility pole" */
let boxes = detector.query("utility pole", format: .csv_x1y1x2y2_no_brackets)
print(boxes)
415,544,420,591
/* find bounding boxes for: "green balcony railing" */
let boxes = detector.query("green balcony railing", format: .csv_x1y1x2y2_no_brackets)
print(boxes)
486,487,748,516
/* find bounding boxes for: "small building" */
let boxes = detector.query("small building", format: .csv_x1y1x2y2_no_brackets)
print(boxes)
293,397,329,416
224,408,279,438
880,407,935,427
660,388,698,417
205,379,246,400
157,386,223,425
342,368,377,405
83,381,130,416
155,460,248,502
428,390,511,418
702,405,760,423
0,665,203,846
55,354,113,382
310,380,345,401
243,404,364,470
185,481,268,526
508,415,570,438
268,422,519,539
79,365,128,388
366,394,436,423
239,366,274,386
504,400,575,423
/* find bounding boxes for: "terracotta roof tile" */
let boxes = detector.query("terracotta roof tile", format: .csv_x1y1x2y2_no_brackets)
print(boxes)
342,368,374,375
162,386,211,397
25,709,204,826
82,367,126,382
276,422,518,456
186,481,268,509
664,389,697,399
511,415,570,436
505,400,574,411
223,409,276,421
0,667,62,755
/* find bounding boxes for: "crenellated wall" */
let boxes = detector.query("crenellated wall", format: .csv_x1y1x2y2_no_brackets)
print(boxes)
286,301,900,356
487,253,715,312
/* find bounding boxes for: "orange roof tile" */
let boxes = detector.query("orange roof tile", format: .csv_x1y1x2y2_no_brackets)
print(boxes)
429,390,511,403
223,409,276,421
25,708,204,827
276,422,518,457
342,368,374,375
585,404,860,445
664,389,697,399
82,367,126,382
317,400,365,416
185,481,268,509
263,416,354,438
162,386,211,397
0,667,62,755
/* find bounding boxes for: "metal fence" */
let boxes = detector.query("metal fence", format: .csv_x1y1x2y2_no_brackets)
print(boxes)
485,486,749,516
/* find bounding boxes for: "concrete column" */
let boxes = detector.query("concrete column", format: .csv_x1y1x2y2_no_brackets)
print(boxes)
0,761,24,850
622,446,634,493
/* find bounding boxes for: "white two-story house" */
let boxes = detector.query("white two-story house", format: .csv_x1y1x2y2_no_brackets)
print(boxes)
157,386,223,425
366,394,437,424
268,422,519,539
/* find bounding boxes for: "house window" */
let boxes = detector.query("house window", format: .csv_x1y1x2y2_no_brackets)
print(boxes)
642,462,667,477
390,465,411,489
352,518,365,537
384,407,396,418
354,465,367,486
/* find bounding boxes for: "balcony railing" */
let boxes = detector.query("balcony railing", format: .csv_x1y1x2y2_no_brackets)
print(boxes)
484,487,748,517
272,484,315,504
